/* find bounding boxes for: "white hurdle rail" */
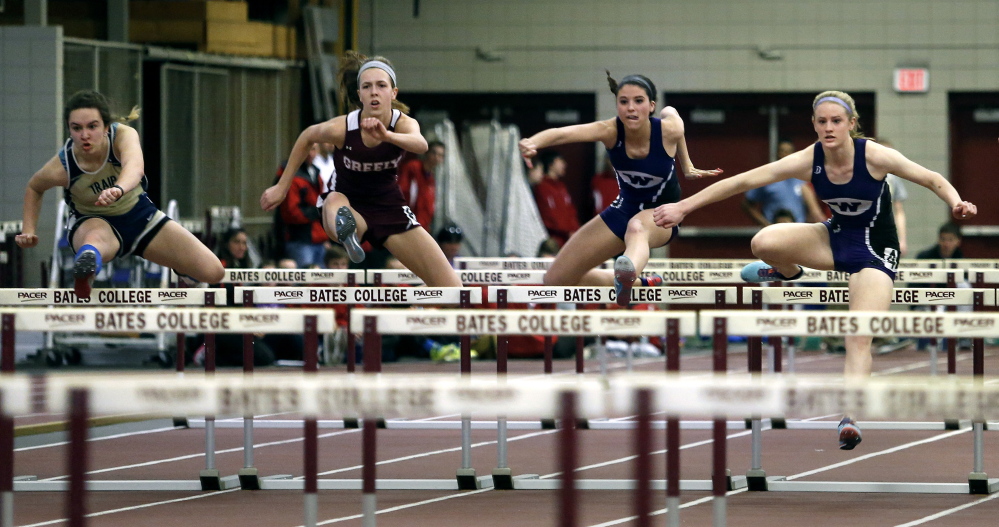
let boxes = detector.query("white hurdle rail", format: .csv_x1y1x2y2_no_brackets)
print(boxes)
968,269,999,287
704,310,999,496
367,268,548,286
743,286,996,376
0,307,335,498
213,268,365,285
11,372,999,527
0,288,216,371
454,256,554,270
488,285,738,378
344,308,706,502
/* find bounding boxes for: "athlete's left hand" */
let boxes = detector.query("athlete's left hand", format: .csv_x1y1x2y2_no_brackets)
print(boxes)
94,187,122,207
952,200,977,220
653,202,687,228
684,166,724,179
360,117,389,142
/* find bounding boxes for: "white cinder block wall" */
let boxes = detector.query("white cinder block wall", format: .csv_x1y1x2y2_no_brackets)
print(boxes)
360,0,999,252
0,26,63,286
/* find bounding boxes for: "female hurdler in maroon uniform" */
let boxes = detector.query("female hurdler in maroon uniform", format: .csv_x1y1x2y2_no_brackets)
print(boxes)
260,52,460,287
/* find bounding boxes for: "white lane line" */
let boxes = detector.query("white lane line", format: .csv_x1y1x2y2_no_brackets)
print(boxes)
874,350,994,376
785,428,971,481
40,428,362,481
311,429,556,477
16,426,181,452
893,492,999,526
308,488,497,526
19,488,241,527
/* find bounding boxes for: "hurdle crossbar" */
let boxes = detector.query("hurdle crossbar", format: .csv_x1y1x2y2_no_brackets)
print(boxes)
215,269,363,285
487,286,739,305
233,286,483,305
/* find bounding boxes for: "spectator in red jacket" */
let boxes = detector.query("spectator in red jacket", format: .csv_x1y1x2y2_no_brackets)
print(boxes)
533,151,580,246
592,156,619,216
398,140,444,229
277,144,328,267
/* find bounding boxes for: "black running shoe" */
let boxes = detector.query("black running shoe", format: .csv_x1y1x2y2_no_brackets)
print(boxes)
838,417,862,450
335,206,365,263
73,249,97,299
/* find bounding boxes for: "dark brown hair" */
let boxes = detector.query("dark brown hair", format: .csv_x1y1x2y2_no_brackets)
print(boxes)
336,51,410,114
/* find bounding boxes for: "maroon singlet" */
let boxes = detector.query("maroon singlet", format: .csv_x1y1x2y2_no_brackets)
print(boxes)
324,109,421,246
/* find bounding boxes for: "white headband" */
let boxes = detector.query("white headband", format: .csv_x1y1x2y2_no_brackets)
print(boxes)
357,61,397,87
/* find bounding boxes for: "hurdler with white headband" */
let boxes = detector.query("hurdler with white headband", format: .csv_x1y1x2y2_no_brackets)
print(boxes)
358,60,397,87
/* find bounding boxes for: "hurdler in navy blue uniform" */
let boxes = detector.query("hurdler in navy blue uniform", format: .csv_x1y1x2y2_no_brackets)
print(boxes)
519,72,722,306
811,138,899,279
16,90,223,298
261,52,460,287
652,90,977,451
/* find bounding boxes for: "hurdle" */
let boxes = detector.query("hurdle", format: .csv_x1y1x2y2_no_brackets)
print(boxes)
744,284,995,375
216,286,483,490
339,308,731,496
10,368,999,526
0,288,214,370
1,307,334,494
704,309,999,494
454,256,554,270
488,285,737,376
748,267,970,376
366,268,548,286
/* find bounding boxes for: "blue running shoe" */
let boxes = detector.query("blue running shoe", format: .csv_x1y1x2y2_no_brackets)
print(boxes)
335,206,365,263
613,256,637,307
740,261,803,283
838,417,862,450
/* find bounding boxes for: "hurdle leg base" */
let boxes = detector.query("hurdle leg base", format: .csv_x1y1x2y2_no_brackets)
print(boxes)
456,468,479,490
238,468,260,490
728,473,747,491
172,417,189,428
746,470,779,492
540,419,557,429
492,468,514,490
200,469,241,491
13,476,38,482
968,473,999,494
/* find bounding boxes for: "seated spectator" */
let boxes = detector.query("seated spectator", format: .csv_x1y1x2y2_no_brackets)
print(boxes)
916,222,963,260
772,208,796,224
537,238,562,258
324,245,350,270
216,228,251,268
435,223,464,267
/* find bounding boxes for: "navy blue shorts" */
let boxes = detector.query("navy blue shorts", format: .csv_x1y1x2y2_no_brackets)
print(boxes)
599,200,678,244
823,220,899,280
68,194,170,258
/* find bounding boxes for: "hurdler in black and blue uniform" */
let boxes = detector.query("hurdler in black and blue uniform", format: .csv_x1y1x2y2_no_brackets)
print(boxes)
809,137,900,279
651,90,977,451
16,90,223,298
518,71,723,306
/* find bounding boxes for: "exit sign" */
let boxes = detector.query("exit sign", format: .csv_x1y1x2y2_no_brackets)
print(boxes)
894,68,929,93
